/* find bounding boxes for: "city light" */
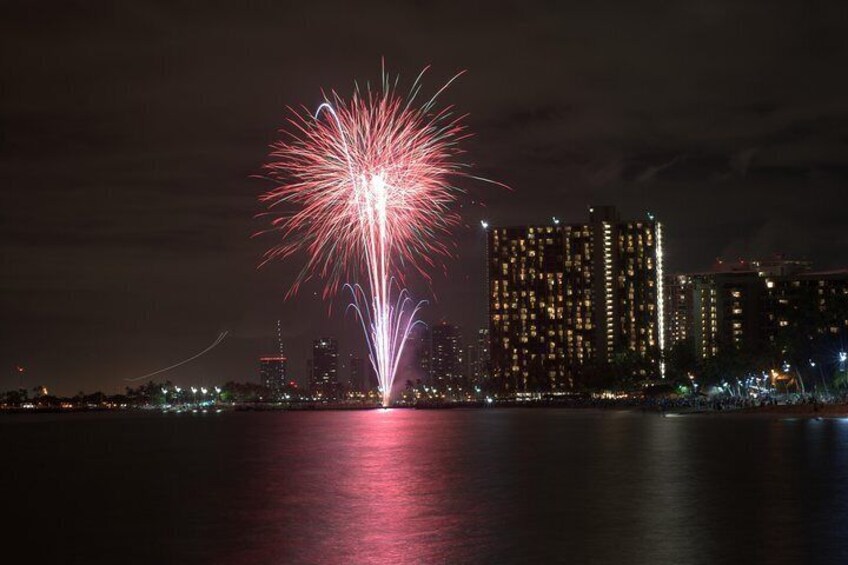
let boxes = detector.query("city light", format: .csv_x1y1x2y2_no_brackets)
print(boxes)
480,220,489,229
656,220,666,378
602,222,614,360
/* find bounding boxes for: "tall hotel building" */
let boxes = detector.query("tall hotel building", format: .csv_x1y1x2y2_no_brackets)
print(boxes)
487,206,664,393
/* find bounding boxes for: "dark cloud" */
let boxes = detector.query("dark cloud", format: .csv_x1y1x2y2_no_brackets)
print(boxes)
2,0,847,393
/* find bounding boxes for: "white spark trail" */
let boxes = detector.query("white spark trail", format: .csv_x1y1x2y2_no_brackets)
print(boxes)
123,331,228,382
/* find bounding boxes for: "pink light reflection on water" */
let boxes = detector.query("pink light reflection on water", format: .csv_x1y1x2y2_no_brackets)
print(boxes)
234,409,488,564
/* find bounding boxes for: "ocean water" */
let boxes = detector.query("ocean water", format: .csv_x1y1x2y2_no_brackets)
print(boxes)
3,409,847,564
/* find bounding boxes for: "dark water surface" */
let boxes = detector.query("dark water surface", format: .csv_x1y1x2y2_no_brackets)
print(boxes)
3,409,848,564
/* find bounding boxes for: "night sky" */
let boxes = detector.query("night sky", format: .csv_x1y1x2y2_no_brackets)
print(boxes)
3,1,847,394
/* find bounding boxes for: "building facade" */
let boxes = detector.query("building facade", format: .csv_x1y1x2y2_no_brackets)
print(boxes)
665,260,847,363
487,206,664,393
765,270,848,351
430,322,465,394
259,356,288,399
310,337,339,399
347,354,366,394
404,325,432,385
464,327,491,388
689,271,765,359
664,274,694,348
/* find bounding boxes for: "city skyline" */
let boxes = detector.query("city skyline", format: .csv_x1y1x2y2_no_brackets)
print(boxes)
4,2,848,395
4,202,846,395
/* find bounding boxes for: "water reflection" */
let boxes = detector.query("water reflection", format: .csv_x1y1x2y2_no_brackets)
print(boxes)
3,410,848,564
241,410,489,563
242,411,848,564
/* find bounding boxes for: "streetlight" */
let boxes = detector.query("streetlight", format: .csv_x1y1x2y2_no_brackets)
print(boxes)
480,220,489,230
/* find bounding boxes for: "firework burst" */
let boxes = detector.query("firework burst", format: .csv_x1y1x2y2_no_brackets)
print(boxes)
259,66,479,406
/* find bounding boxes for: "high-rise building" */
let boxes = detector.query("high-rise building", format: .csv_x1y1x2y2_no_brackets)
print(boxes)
487,205,664,392
310,337,339,399
259,356,288,399
465,327,491,388
690,271,765,359
409,325,432,384
347,354,366,393
464,343,478,386
430,322,464,394
765,269,848,347
664,274,694,348
476,327,491,383
665,259,846,361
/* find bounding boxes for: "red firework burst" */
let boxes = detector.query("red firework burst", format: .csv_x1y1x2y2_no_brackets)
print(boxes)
258,67,471,297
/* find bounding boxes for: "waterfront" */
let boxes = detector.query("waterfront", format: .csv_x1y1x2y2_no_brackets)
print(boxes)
4,409,848,564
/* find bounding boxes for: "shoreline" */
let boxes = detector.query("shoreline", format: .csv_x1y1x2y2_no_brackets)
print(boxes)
714,402,848,418
4,401,848,419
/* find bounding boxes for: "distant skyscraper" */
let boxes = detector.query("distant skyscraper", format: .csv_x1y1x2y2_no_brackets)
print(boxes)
430,322,464,394
259,356,287,399
310,338,339,399
348,354,366,393
475,327,491,386
411,325,432,383
487,205,664,392
465,343,478,386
